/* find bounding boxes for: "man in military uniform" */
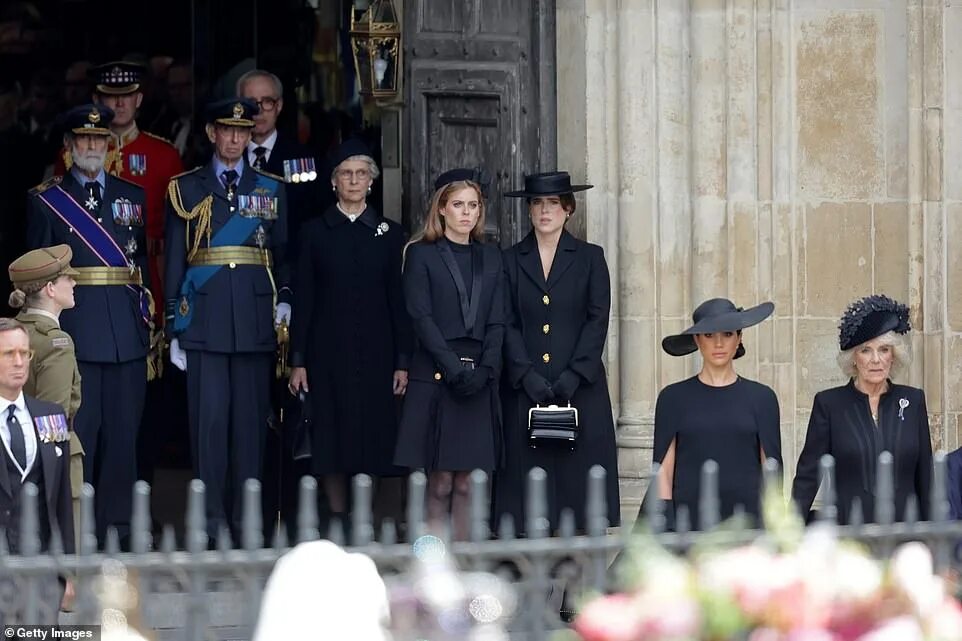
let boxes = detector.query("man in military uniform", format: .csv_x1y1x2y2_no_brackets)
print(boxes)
27,104,152,547
237,69,320,543
165,98,290,541
54,61,184,321
7,244,84,552
53,60,184,488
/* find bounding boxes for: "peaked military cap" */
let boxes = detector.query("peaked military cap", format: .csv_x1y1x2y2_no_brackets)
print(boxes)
60,103,114,136
206,98,258,127
9,245,79,294
91,61,145,95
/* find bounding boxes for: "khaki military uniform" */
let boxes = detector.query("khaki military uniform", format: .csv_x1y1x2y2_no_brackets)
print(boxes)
17,311,85,543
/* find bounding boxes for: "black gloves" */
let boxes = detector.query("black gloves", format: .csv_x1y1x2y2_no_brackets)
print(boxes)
551,369,581,401
522,370,554,404
451,366,491,397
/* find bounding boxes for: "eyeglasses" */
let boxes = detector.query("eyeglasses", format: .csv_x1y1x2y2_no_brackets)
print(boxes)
336,168,371,181
252,97,280,112
0,349,34,362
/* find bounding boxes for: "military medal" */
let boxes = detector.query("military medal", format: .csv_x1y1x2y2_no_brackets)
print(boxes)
85,194,99,211
179,296,190,317
255,224,266,249
128,153,148,176
126,237,138,274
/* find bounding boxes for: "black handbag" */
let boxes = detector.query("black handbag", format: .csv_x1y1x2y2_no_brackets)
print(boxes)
528,403,580,449
291,391,312,461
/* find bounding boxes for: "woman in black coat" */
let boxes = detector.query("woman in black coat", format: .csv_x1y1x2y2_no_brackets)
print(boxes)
394,168,504,540
288,139,413,518
492,171,620,533
792,295,933,524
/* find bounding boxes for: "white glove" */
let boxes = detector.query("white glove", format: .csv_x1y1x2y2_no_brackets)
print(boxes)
275,302,292,327
169,338,187,372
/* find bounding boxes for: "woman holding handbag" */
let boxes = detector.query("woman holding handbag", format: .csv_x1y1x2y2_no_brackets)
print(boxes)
492,172,620,535
394,168,504,540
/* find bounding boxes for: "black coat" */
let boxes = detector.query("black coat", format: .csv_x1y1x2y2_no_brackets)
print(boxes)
493,231,620,532
164,163,289,353
394,238,504,472
792,380,933,523
290,205,412,475
0,396,74,555
27,173,151,363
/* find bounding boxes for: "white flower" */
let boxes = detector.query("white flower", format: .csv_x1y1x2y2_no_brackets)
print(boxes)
891,542,944,617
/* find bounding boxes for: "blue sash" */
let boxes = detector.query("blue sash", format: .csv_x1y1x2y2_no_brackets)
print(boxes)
172,172,279,335
38,185,151,326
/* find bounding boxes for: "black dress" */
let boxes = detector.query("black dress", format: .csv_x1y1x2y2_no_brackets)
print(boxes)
792,380,933,524
652,376,782,530
394,238,504,472
493,231,620,532
289,205,413,476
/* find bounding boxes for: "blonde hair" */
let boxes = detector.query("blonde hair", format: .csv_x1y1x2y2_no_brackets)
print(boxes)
413,180,485,244
836,330,911,380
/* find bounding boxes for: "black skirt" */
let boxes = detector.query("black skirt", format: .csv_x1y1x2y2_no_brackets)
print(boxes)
394,343,501,472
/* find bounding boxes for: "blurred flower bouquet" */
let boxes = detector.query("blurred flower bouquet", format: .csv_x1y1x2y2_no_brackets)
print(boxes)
574,488,962,641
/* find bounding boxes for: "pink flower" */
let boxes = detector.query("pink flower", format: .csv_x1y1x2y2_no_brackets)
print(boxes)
573,594,645,641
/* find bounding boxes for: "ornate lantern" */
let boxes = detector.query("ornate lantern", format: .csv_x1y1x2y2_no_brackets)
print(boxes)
350,0,401,98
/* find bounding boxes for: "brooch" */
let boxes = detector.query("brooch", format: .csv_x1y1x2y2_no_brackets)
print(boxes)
375,221,389,237
898,398,909,421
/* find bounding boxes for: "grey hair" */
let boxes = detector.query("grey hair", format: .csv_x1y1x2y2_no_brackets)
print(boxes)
836,330,911,380
236,69,283,98
330,155,381,182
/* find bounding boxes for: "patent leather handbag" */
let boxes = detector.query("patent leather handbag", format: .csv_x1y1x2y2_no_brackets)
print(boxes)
528,403,579,449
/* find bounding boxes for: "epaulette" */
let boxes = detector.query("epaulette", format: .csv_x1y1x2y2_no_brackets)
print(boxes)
29,176,61,195
169,166,203,181
253,167,284,182
143,131,176,147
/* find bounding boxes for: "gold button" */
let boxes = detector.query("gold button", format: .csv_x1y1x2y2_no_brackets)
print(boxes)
434,372,442,381
542,294,550,305
542,353,550,363
229,262,237,269
543,324,550,334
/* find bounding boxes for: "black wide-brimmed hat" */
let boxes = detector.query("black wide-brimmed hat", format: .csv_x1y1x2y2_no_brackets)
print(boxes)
504,171,592,198
662,298,775,357
838,294,910,351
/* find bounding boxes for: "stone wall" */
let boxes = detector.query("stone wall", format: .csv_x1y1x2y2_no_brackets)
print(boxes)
555,0,962,527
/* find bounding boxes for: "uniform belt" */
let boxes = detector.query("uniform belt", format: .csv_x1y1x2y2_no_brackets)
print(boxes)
72,266,143,286
188,246,273,268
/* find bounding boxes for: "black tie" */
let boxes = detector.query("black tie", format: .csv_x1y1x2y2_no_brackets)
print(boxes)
221,169,238,188
84,181,102,212
7,404,26,470
252,147,268,169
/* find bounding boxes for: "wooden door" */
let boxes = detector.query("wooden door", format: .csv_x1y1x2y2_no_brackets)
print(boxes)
403,0,557,246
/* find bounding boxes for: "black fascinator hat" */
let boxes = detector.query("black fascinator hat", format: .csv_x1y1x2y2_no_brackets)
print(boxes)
838,294,911,351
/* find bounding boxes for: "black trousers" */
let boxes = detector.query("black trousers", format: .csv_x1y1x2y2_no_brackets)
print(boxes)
186,350,272,540
75,359,146,544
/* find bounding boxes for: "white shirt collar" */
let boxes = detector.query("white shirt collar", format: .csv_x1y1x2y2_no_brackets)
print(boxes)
24,308,60,326
248,129,278,155
1,390,27,415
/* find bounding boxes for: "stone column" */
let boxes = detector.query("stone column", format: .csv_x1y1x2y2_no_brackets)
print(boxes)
557,0,957,526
